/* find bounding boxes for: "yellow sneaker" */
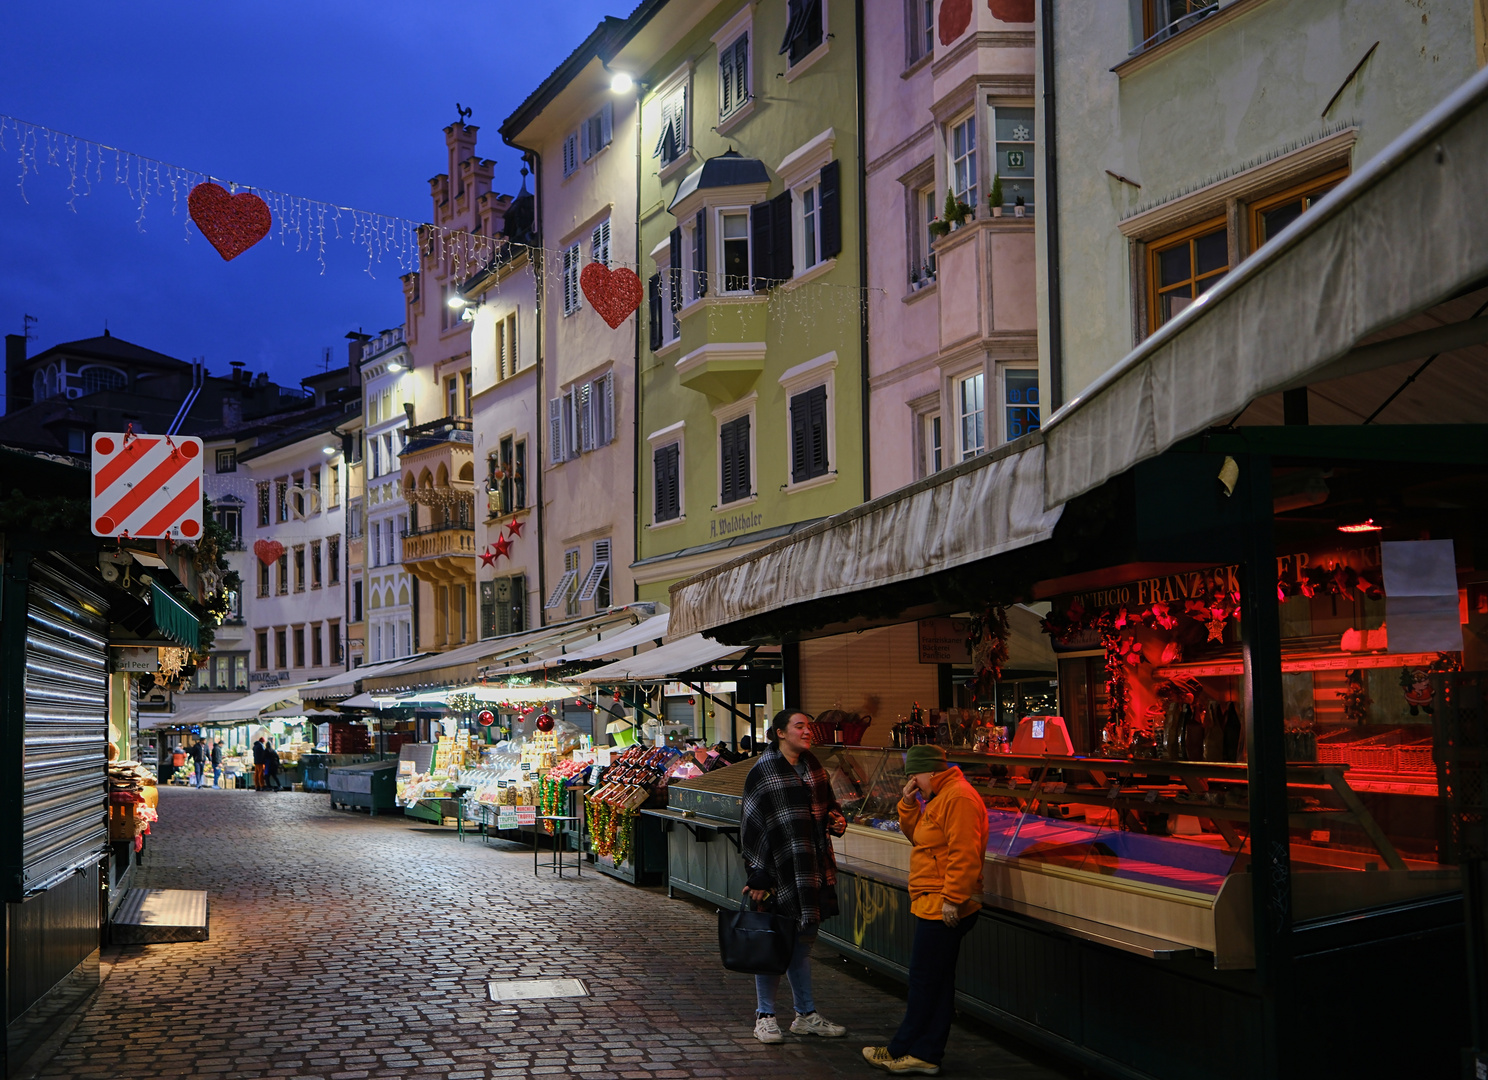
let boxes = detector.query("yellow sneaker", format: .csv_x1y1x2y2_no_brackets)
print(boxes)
883,1055,941,1075
862,1046,894,1070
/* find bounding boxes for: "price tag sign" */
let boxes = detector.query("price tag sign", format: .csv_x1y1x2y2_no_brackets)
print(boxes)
497,808,517,830
1144,790,1159,803
520,761,532,773
516,806,537,826
597,747,612,767
398,760,416,777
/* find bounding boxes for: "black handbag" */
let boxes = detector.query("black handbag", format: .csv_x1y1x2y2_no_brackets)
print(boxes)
718,896,798,975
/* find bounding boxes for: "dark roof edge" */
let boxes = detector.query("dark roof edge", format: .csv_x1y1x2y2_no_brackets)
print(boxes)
499,17,630,144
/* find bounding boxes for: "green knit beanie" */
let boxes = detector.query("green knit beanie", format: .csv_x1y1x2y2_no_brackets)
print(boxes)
903,744,947,775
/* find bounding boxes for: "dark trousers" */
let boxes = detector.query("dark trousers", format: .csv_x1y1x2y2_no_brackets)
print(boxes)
887,912,979,1065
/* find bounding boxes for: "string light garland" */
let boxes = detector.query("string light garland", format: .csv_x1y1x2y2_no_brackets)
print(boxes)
0,113,890,309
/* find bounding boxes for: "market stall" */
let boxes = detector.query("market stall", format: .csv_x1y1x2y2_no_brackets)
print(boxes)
658,70,1488,1080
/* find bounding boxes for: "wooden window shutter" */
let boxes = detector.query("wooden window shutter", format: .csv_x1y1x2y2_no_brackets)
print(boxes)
601,373,615,446
720,421,736,504
750,200,773,289
819,159,842,259
669,227,684,311
694,209,708,298
807,385,828,476
648,274,663,350
547,398,563,464
770,190,794,281
790,393,810,483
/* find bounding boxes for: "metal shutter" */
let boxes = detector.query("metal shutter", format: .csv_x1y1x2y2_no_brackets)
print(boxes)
22,556,109,891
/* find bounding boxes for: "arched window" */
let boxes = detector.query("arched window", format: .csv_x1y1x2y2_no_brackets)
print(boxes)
80,366,126,395
32,371,46,400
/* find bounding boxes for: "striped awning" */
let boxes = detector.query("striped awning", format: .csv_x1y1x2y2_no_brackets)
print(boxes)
150,581,200,650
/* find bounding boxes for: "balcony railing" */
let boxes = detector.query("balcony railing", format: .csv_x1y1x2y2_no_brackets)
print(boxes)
402,416,473,455
401,525,475,563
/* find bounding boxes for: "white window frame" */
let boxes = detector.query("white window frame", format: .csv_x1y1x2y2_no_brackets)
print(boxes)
562,242,582,316
716,206,753,296
949,113,978,211
778,352,838,493
798,180,822,272
646,421,686,527
917,408,943,478
713,393,757,508
907,0,934,66
777,128,837,282
990,102,1036,213
955,368,987,461
997,363,1042,445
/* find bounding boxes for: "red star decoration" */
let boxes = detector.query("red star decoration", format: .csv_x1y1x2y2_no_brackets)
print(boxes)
493,533,513,560
506,516,525,538
479,547,498,568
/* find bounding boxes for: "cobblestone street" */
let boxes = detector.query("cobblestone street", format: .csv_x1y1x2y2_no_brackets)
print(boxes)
28,788,1081,1080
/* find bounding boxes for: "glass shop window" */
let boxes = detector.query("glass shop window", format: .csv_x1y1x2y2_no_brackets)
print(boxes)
1149,218,1228,331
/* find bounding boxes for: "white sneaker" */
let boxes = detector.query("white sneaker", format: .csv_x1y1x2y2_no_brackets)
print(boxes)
791,1011,847,1037
754,1015,784,1043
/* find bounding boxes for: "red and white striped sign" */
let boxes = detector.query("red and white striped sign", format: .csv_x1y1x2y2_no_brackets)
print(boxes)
90,432,204,539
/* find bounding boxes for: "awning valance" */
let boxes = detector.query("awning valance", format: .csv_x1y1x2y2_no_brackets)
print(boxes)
204,683,309,722
150,581,200,650
666,439,1062,642
492,612,671,675
1041,63,1488,509
577,633,745,684
297,656,431,701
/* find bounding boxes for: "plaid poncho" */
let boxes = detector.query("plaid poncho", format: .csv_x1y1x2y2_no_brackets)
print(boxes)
741,746,840,927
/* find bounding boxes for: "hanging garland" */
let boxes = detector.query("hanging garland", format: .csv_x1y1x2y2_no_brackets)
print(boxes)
445,691,478,713
964,604,1009,700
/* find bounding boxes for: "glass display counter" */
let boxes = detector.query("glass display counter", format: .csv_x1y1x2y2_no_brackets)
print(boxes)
813,745,1458,967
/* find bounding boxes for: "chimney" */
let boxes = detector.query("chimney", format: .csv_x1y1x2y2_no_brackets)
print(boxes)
5,333,29,414
229,359,246,384
222,391,242,429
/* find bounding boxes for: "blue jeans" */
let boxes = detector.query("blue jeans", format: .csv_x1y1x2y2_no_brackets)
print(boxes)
212,766,222,787
888,912,979,1064
193,764,205,787
755,924,817,1016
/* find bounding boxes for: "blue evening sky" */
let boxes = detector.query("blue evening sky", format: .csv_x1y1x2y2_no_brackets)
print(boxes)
0,1,622,398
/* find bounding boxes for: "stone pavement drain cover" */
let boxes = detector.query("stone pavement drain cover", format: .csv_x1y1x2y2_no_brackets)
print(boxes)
487,978,589,1003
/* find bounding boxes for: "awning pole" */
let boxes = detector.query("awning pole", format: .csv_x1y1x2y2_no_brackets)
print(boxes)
1237,453,1293,1070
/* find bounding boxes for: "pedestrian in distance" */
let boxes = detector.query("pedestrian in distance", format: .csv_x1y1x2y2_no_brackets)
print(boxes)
862,745,989,1077
252,736,267,791
189,738,206,788
264,742,284,791
210,739,223,788
740,709,849,1045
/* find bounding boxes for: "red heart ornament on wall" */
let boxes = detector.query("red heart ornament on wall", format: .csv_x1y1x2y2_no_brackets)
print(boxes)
253,539,285,567
189,183,272,261
989,0,1034,23
580,263,643,329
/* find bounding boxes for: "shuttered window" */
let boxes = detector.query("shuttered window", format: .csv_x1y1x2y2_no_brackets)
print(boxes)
581,102,613,161
719,415,752,504
789,385,829,483
780,0,825,66
648,273,663,350
562,243,582,316
548,397,564,464
719,34,750,119
577,537,612,605
692,210,709,299
562,133,579,177
654,443,681,522
653,87,688,166
592,219,611,267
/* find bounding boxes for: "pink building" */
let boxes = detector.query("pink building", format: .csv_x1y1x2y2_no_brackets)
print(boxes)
864,0,1039,498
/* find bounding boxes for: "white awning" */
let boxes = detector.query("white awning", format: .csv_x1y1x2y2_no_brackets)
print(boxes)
492,612,672,675
666,440,1061,641
576,633,745,684
297,656,430,701
205,683,310,722
1042,64,1488,509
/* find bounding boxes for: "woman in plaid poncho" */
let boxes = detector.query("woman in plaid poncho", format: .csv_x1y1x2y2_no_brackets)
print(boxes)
740,710,850,1044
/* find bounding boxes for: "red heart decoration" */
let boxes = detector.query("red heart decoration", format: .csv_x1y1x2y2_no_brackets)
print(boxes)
189,182,272,261
253,539,285,567
580,263,643,329
989,0,1034,22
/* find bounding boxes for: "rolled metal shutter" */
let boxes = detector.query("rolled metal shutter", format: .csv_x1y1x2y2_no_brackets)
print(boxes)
22,556,109,891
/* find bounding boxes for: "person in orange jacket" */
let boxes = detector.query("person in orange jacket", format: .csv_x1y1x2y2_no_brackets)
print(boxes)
863,744,988,1076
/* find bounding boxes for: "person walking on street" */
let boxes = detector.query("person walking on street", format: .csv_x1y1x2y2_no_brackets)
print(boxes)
189,738,206,788
862,745,989,1076
740,710,849,1046
210,739,223,788
264,742,284,791
252,736,267,791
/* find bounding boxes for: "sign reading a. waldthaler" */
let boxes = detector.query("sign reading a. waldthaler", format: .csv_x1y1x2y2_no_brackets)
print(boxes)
90,432,204,540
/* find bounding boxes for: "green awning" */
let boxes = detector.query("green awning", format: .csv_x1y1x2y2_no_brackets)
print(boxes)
151,581,200,650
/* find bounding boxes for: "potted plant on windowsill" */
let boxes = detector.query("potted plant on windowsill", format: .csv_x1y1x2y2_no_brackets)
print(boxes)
929,216,950,242
1015,194,1027,219
943,190,972,232
909,266,922,291
989,174,1004,218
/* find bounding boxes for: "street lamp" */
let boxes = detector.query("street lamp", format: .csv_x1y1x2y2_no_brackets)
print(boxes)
610,72,634,94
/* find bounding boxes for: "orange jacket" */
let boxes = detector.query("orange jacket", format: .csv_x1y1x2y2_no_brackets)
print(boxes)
898,766,989,920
